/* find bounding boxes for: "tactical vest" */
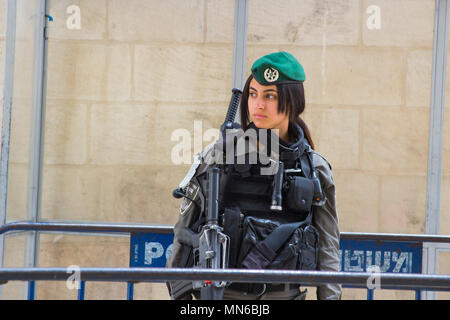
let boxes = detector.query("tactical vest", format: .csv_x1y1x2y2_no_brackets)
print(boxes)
216,124,320,271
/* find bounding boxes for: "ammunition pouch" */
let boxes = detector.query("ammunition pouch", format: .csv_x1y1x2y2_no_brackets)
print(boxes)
285,176,314,215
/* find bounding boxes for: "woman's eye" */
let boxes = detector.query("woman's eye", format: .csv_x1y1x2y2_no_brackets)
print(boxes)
249,92,257,97
266,94,277,100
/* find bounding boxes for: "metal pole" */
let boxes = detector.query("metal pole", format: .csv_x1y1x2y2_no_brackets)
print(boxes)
24,0,49,300
2,221,450,243
426,0,449,236
231,0,248,124
1,268,450,291
424,0,449,300
0,0,18,301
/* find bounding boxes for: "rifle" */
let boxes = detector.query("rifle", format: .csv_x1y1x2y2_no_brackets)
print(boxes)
194,88,242,300
171,89,242,300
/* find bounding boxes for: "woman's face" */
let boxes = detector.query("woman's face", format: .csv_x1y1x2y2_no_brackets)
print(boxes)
248,78,290,138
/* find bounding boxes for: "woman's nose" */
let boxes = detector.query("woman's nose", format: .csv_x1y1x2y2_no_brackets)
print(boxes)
256,97,265,109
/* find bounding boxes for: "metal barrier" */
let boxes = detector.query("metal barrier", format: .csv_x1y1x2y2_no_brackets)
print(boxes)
1,221,450,300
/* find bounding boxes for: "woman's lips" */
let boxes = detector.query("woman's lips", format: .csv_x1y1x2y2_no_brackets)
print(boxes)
253,114,267,119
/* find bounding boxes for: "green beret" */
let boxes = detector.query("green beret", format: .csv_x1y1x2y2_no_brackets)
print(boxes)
251,51,305,85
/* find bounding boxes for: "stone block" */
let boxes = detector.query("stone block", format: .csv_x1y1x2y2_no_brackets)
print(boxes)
360,108,429,172
333,171,379,232
286,47,404,106
247,0,359,45
133,283,170,300
341,288,369,300
9,99,32,164
362,0,434,47
37,235,130,299
205,0,235,43
112,164,191,225
1,234,27,299
90,102,224,166
108,0,204,42
43,101,87,165
440,176,450,235
41,165,115,222
444,115,450,176
47,42,131,101
311,109,359,170
152,102,224,166
47,0,107,40
89,103,156,165
379,175,427,234
134,45,233,103
5,163,28,222
438,252,450,299
405,48,450,109
12,40,34,101
406,50,432,107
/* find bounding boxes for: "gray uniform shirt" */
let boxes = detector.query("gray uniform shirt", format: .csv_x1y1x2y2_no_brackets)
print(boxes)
311,151,342,300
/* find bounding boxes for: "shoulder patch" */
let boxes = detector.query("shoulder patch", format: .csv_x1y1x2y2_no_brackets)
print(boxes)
180,181,200,215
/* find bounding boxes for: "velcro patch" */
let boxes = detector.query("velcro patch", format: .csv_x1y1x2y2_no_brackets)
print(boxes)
180,182,200,215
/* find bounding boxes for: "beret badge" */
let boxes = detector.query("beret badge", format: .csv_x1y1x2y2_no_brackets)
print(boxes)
264,67,279,83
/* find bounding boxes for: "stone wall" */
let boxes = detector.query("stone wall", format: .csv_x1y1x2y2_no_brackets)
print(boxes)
1,0,450,300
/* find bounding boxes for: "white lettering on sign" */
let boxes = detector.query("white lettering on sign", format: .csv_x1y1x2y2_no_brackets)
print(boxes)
344,250,364,271
144,242,164,265
366,251,391,272
340,250,413,273
166,244,173,260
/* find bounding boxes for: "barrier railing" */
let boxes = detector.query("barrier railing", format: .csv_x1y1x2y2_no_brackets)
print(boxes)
1,221,450,300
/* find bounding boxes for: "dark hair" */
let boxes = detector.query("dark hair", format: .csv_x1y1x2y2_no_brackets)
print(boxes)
240,74,315,150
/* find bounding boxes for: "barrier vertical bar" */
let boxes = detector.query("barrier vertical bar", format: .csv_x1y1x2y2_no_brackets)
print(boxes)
426,0,448,235
77,281,85,300
27,281,35,300
415,290,421,300
424,0,449,300
127,282,134,300
367,289,374,300
24,0,49,300
0,0,18,301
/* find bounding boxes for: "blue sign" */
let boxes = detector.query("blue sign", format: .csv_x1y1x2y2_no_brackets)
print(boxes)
339,239,422,274
129,233,423,275
129,233,174,268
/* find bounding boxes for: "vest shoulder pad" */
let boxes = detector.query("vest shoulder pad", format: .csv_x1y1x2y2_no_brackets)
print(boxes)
311,151,334,188
177,143,215,189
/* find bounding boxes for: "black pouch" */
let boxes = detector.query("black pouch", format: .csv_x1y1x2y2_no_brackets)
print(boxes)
286,176,314,214
299,225,319,270
237,216,305,270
